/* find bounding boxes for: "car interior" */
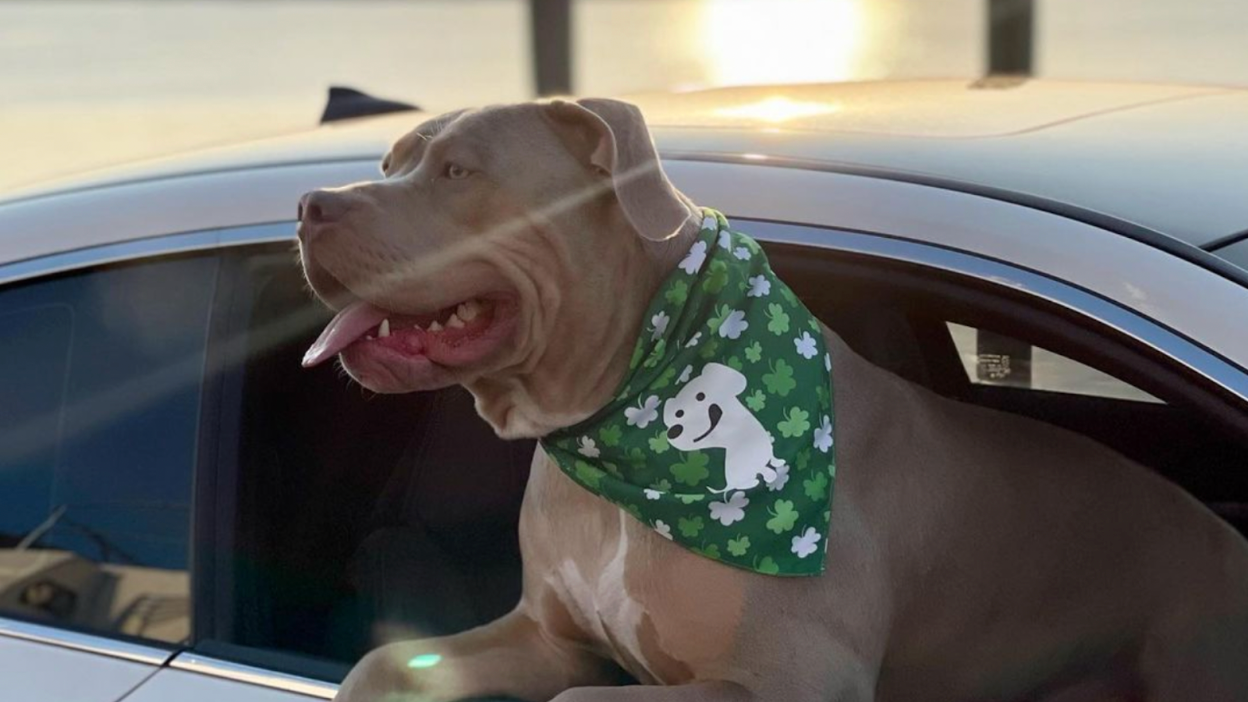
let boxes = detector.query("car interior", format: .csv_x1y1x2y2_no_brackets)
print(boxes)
198,238,1248,673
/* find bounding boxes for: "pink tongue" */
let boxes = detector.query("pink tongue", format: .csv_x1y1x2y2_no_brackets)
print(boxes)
302,301,389,368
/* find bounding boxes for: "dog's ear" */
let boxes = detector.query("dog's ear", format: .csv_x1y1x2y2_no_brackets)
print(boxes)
698,362,748,397
543,98,691,242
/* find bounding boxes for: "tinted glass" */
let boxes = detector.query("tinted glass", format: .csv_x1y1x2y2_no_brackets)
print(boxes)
946,322,1161,403
0,254,217,644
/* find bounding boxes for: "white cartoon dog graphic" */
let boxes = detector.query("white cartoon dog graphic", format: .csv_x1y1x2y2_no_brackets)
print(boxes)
663,362,785,493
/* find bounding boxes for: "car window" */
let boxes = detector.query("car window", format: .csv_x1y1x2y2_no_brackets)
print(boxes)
193,245,528,677
0,253,218,645
946,322,1162,403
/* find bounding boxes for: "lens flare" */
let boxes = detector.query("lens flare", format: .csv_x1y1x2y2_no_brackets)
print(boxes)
407,653,443,669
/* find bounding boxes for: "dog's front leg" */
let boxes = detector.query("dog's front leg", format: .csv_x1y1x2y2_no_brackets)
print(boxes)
334,607,618,702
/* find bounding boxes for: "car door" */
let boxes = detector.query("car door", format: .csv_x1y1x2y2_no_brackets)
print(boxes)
0,248,217,700
132,218,1248,702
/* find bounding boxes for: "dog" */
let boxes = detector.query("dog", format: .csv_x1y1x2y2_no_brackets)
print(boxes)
297,97,1248,701
663,362,783,494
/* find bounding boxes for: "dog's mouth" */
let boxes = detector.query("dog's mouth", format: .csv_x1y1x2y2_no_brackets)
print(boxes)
692,403,723,443
301,292,519,374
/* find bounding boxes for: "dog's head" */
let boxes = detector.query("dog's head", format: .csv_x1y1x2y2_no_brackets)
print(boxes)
297,98,697,437
663,363,749,451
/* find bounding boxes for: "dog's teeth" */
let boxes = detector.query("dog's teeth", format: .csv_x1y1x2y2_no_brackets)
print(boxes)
411,322,423,332
378,319,391,338
429,320,443,332
459,301,479,321
447,313,465,328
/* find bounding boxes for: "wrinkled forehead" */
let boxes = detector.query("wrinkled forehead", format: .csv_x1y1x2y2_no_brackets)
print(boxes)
385,108,469,168
384,104,548,169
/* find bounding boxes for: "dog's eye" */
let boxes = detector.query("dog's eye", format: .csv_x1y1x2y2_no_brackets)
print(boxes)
696,392,706,402
445,162,471,180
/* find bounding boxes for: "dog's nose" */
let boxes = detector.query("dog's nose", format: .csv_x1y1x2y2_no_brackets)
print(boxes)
298,190,351,226
667,425,683,440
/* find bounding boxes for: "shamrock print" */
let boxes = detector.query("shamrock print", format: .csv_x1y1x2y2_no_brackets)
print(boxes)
803,471,829,501
825,352,832,372
791,527,822,558
727,536,751,557
625,395,661,428
763,359,797,396
672,451,710,486
765,303,790,334
652,366,677,390
709,491,750,527
540,209,838,577
813,415,834,453
599,424,622,447
680,240,708,274
766,499,799,533
794,331,819,359
577,437,600,458
678,516,705,538
642,339,667,368
795,448,812,472
745,390,767,412
706,304,731,333
693,543,721,560
574,461,605,489
766,462,790,492
650,310,670,341
719,310,749,339
778,407,811,438
747,275,771,298
666,279,689,306
703,260,730,294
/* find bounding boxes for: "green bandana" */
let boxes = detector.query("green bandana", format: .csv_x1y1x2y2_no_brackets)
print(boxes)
541,210,836,576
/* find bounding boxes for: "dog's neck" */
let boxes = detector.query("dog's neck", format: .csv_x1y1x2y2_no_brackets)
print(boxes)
468,197,702,439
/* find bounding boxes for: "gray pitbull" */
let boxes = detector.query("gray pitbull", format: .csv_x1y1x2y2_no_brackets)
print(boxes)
297,98,1248,701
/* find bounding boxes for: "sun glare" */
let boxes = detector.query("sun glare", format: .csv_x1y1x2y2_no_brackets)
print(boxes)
714,95,840,123
700,0,865,86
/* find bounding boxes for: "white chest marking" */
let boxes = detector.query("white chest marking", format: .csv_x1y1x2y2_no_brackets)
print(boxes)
552,512,656,681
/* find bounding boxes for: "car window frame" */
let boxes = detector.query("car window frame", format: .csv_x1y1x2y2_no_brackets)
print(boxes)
5,217,1245,702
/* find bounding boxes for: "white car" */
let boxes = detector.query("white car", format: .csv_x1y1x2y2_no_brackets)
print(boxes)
1,80,1246,701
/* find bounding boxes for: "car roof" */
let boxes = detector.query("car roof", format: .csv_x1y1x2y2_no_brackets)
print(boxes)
4,79,1247,247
